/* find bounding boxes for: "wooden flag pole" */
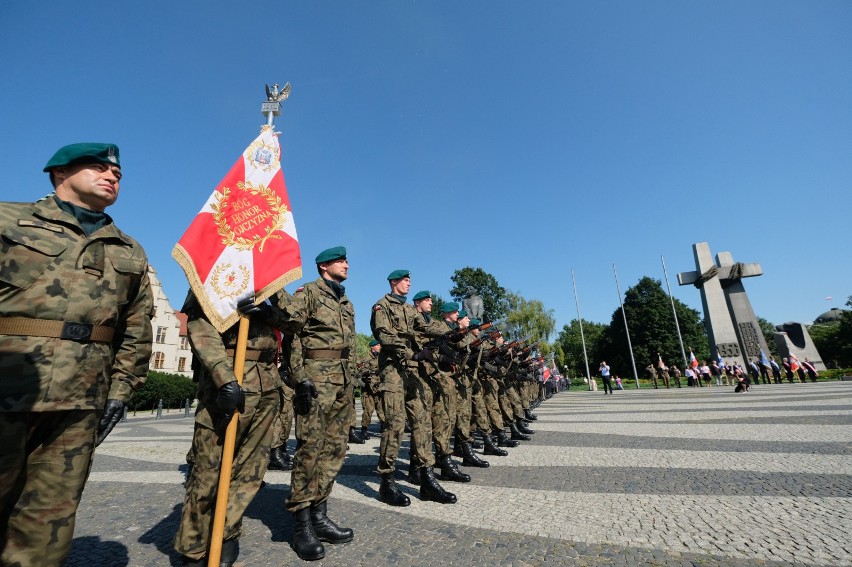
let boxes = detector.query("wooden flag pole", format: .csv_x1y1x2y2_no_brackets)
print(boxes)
207,315,250,565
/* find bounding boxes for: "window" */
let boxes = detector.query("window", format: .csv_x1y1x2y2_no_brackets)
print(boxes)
178,357,187,372
156,327,167,344
152,352,165,369
180,337,189,350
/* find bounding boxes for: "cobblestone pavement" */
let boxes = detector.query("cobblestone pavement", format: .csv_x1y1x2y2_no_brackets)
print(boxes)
69,382,852,566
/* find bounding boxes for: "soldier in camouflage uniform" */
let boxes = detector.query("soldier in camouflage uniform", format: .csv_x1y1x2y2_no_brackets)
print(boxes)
412,291,469,485
358,340,384,438
0,143,153,567
268,310,299,472
371,271,457,507
450,308,490,468
173,289,288,566
274,247,358,561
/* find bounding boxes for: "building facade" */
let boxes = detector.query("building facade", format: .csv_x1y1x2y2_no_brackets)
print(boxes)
148,266,193,377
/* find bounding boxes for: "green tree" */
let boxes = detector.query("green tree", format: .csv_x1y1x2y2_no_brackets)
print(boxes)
757,317,779,356
809,322,840,368
449,267,509,322
555,319,607,378
129,371,197,411
837,295,852,367
504,291,556,346
429,292,449,320
354,333,373,360
599,276,706,377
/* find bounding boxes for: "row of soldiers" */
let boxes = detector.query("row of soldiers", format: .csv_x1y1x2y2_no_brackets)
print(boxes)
177,254,545,565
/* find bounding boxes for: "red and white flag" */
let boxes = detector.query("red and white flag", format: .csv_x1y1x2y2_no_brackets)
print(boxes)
688,350,699,369
789,354,800,373
172,126,302,332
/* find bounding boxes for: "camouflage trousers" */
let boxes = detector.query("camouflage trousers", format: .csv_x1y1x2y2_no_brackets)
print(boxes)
507,383,524,419
498,382,516,424
0,410,97,567
174,390,279,560
454,373,473,443
471,375,491,432
360,388,383,429
404,369,435,469
429,373,457,457
270,384,294,449
480,375,505,431
376,362,409,475
287,380,354,513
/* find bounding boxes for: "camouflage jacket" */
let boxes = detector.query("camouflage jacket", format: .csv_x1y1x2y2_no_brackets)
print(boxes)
0,196,153,412
278,278,356,386
184,289,286,404
358,353,380,392
371,294,424,369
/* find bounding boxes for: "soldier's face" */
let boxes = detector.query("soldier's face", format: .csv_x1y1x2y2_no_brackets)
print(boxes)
53,162,121,212
391,276,411,295
415,297,432,313
371,344,381,354
458,316,470,329
444,311,458,323
322,258,348,282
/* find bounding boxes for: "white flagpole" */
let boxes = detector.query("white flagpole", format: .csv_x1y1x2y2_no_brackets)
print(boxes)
571,269,593,390
661,255,688,369
613,263,640,388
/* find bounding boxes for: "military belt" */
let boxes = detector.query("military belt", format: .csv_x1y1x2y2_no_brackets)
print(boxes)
304,347,350,360
225,348,278,363
0,316,115,343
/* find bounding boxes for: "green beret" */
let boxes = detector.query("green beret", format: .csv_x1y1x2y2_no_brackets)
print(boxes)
368,339,380,347
387,269,410,281
470,318,482,327
315,246,346,264
458,309,468,318
44,143,120,172
412,290,431,301
440,301,459,313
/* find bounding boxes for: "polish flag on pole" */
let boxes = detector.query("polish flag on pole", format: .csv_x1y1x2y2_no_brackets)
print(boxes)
789,354,801,373
689,349,699,369
172,126,302,332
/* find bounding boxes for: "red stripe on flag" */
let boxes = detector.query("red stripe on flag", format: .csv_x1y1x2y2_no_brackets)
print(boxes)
252,232,301,290
176,212,227,283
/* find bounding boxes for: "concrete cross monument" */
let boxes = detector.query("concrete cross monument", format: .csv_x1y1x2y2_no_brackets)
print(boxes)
677,242,770,368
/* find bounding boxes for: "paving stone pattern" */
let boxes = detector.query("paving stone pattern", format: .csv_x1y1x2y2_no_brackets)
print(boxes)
68,382,852,566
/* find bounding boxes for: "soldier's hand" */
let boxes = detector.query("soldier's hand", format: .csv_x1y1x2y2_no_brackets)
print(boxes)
449,331,465,342
237,296,276,323
294,379,318,416
216,380,246,424
96,399,125,446
412,348,434,362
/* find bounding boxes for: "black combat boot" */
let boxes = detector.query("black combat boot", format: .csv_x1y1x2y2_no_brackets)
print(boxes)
180,556,204,566
509,422,531,441
470,431,483,449
496,429,519,448
452,435,464,458
292,507,325,561
379,473,411,507
524,409,538,421
310,501,353,544
482,430,508,456
419,467,457,504
268,446,293,471
220,538,239,567
407,464,422,485
439,454,471,482
348,426,365,444
516,419,535,435
360,425,371,440
459,441,490,468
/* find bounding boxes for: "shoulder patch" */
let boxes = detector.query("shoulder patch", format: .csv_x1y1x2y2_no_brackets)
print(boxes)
296,287,305,293
373,305,382,311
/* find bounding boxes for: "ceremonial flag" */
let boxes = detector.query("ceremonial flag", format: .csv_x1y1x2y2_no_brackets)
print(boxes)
716,352,725,369
759,350,769,366
689,350,698,369
173,126,302,332
825,296,832,301
657,354,665,369
789,354,800,373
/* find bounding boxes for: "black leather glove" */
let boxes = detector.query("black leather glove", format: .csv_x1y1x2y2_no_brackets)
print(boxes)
449,332,465,342
236,296,276,323
216,380,246,424
294,379,318,416
412,348,434,362
96,399,125,446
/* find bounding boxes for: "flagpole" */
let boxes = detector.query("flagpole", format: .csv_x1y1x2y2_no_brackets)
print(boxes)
207,316,249,566
209,83,292,565
571,269,592,390
613,263,639,388
661,255,688,369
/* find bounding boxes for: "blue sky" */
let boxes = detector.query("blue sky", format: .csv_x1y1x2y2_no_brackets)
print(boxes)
2,1,850,336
